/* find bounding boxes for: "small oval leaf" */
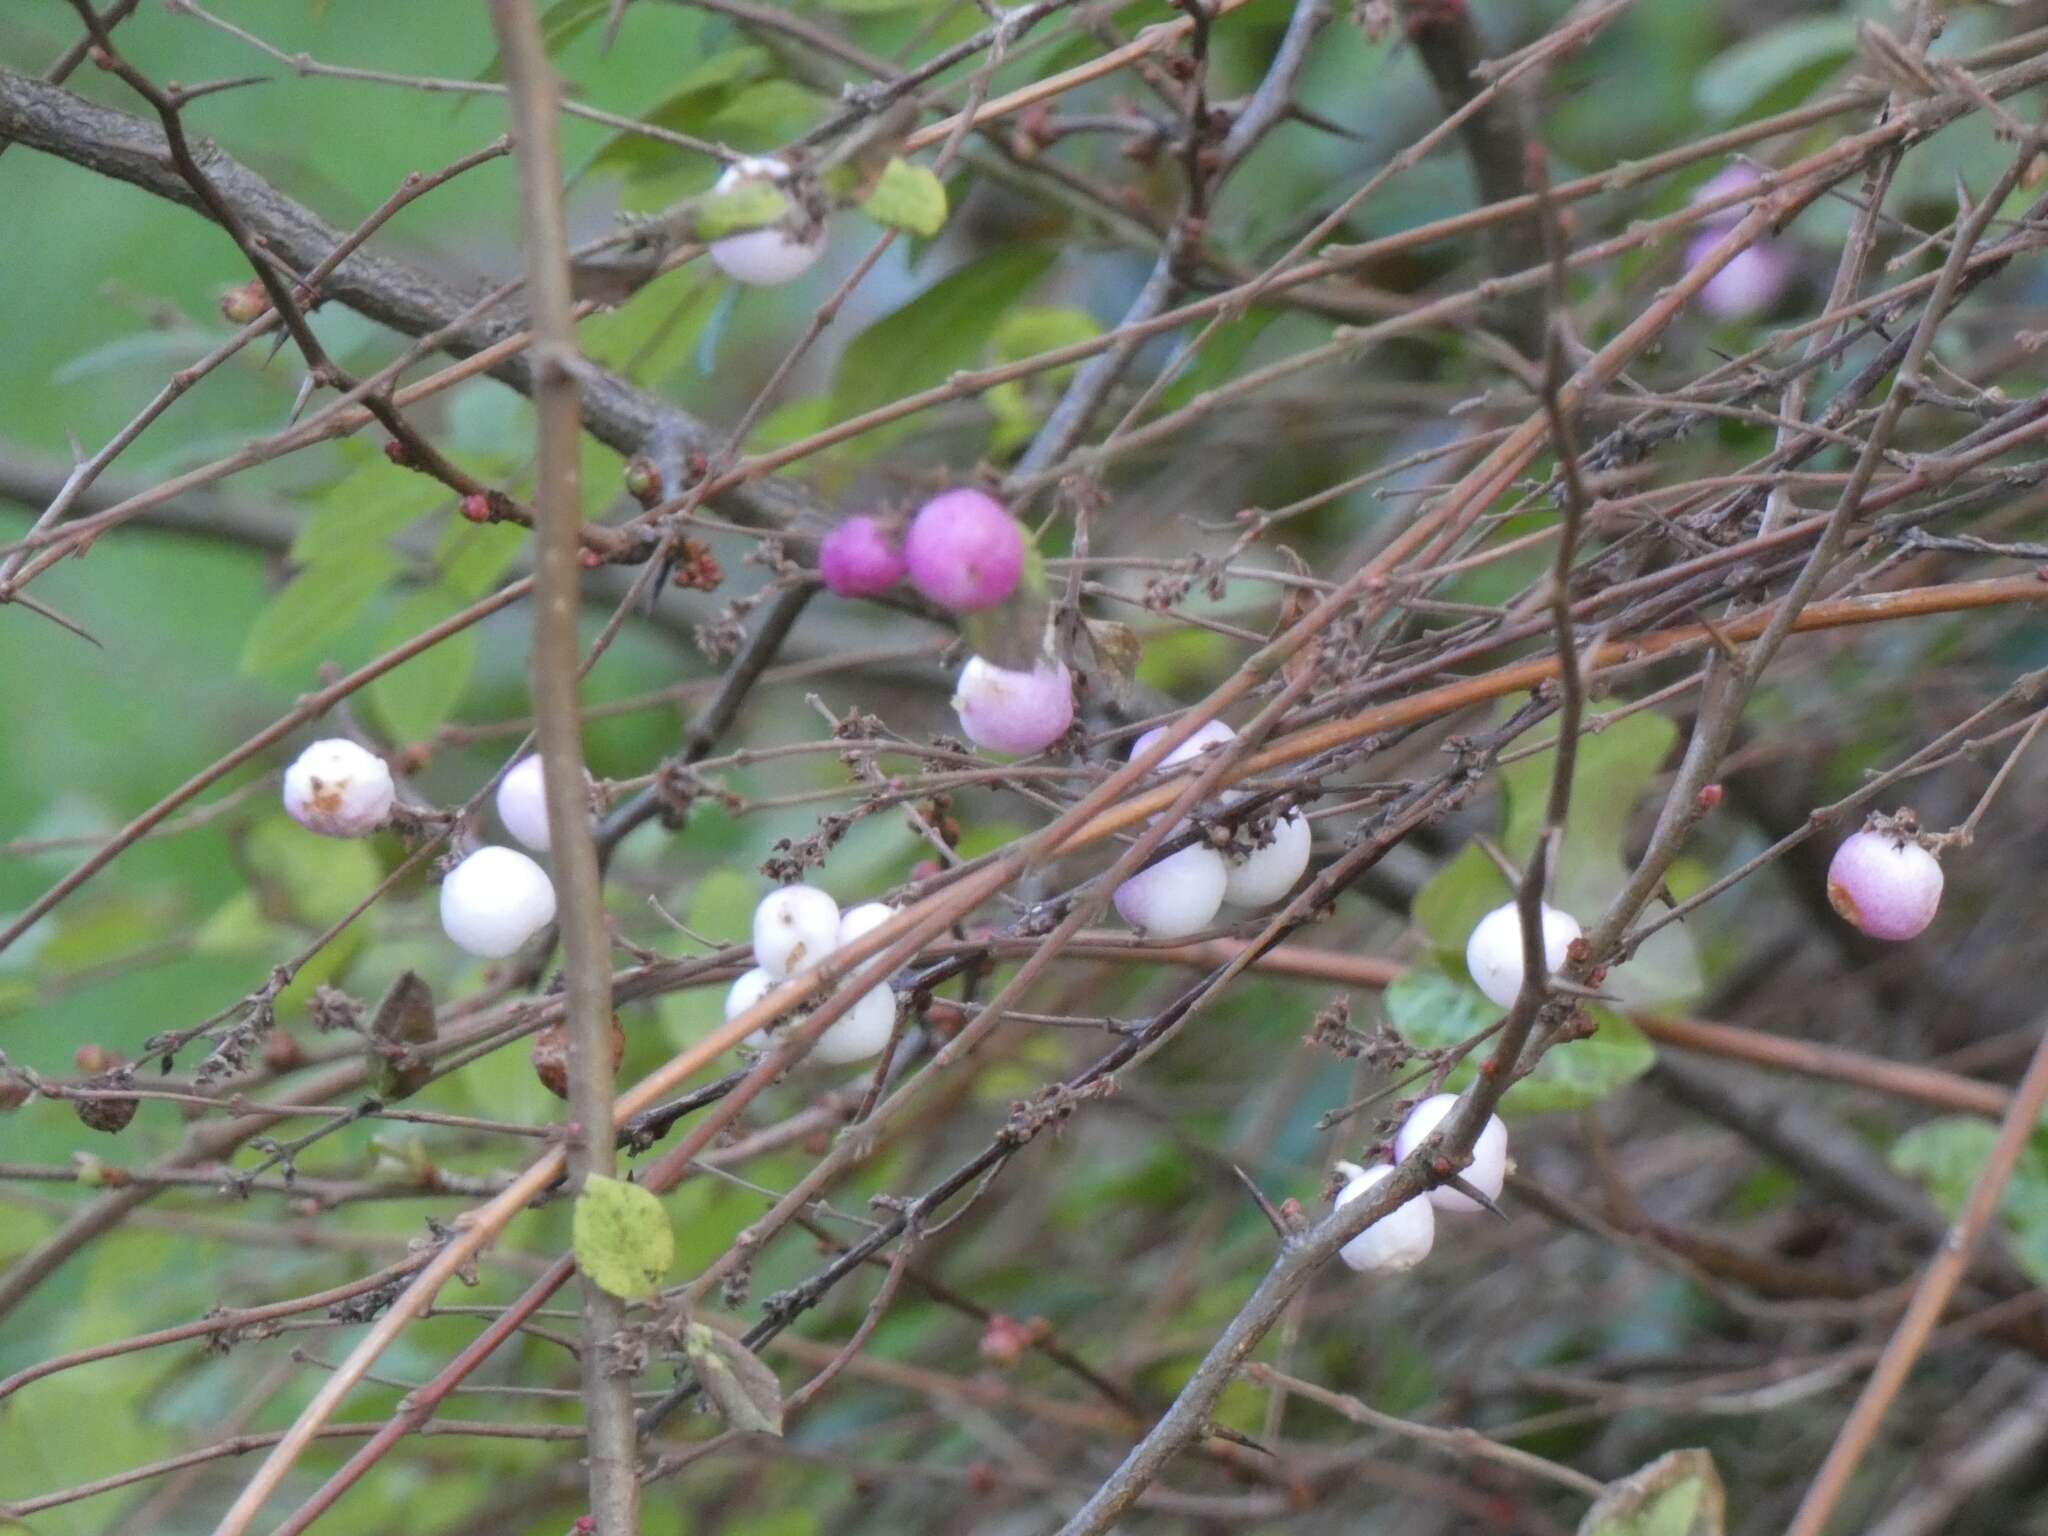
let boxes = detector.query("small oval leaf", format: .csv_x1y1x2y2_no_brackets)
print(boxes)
573,1174,674,1299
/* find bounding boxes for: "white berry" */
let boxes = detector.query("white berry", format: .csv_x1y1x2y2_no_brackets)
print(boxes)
813,982,897,1065
439,846,557,958
282,739,394,838
1130,718,1238,772
708,156,824,286
1827,827,1943,942
1333,1162,1436,1273
1222,808,1311,907
495,756,553,851
838,901,895,949
753,884,841,979
1113,843,1227,939
1464,900,1582,1010
1395,1092,1509,1213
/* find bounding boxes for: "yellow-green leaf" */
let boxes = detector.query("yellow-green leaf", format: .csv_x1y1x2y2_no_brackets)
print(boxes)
573,1175,673,1299
861,158,948,236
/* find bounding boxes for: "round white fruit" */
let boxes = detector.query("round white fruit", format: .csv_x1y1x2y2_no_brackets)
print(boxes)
812,982,897,1065
708,156,824,286
1333,1162,1436,1273
495,756,552,851
439,846,557,958
1222,808,1311,907
838,901,895,949
1464,900,1582,1010
1395,1092,1509,1213
1112,843,1227,940
282,738,395,838
753,884,841,978
1130,718,1238,771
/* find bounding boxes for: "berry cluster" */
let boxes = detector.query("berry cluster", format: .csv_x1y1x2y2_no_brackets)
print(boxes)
727,885,898,1065
818,488,1076,758
1112,720,1313,939
282,742,570,960
1334,1092,1510,1273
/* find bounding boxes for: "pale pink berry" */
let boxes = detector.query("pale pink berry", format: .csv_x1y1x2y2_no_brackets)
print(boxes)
439,846,557,958
1395,1093,1508,1213
952,657,1073,756
1828,827,1943,941
1464,900,1582,1010
1333,1162,1435,1273
1692,163,1764,225
708,156,824,286
819,516,906,597
903,489,1026,611
283,739,395,838
495,756,552,851
1222,808,1311,908
1113,843,1227,939
1688,232,1794,319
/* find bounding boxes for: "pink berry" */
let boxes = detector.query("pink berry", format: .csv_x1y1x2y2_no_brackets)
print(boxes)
903,490,1026,611
819,515,907,597
952,656,1073,755
1828,827,1943,941
1691,163,1764,225
1688,232,1794,319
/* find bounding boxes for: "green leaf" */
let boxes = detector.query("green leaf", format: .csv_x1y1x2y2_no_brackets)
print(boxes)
437,520,528,600
696,179,789,240
707,80,826,146
1695,17,1856,122
685,1322,784,1435
239,549,404,678
860,158,948,236
831,245,1055,426
1413,843,1511,959
292,469,446,564
247,815,381,929
367,585,480,744
1580,1449,1725,1536
573,1175,674,1299
1384,967,1654,1116
1891,1117,2048,1283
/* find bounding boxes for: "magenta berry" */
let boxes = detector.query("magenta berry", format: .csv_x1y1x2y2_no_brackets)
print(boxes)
819,515,907,597
952,656,1073,756
1687,234,1794,320
904,490,1026,611
1828,826,1943,941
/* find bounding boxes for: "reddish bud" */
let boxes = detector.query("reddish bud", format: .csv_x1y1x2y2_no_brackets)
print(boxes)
966,1462,999,1497
1696,783,1724,812
979,1313,1037,1368
220,280,269,325
578,547,605,569
0,1078,30,1113
74,1044,120,1075
460,492,492,524
382,439,413,468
